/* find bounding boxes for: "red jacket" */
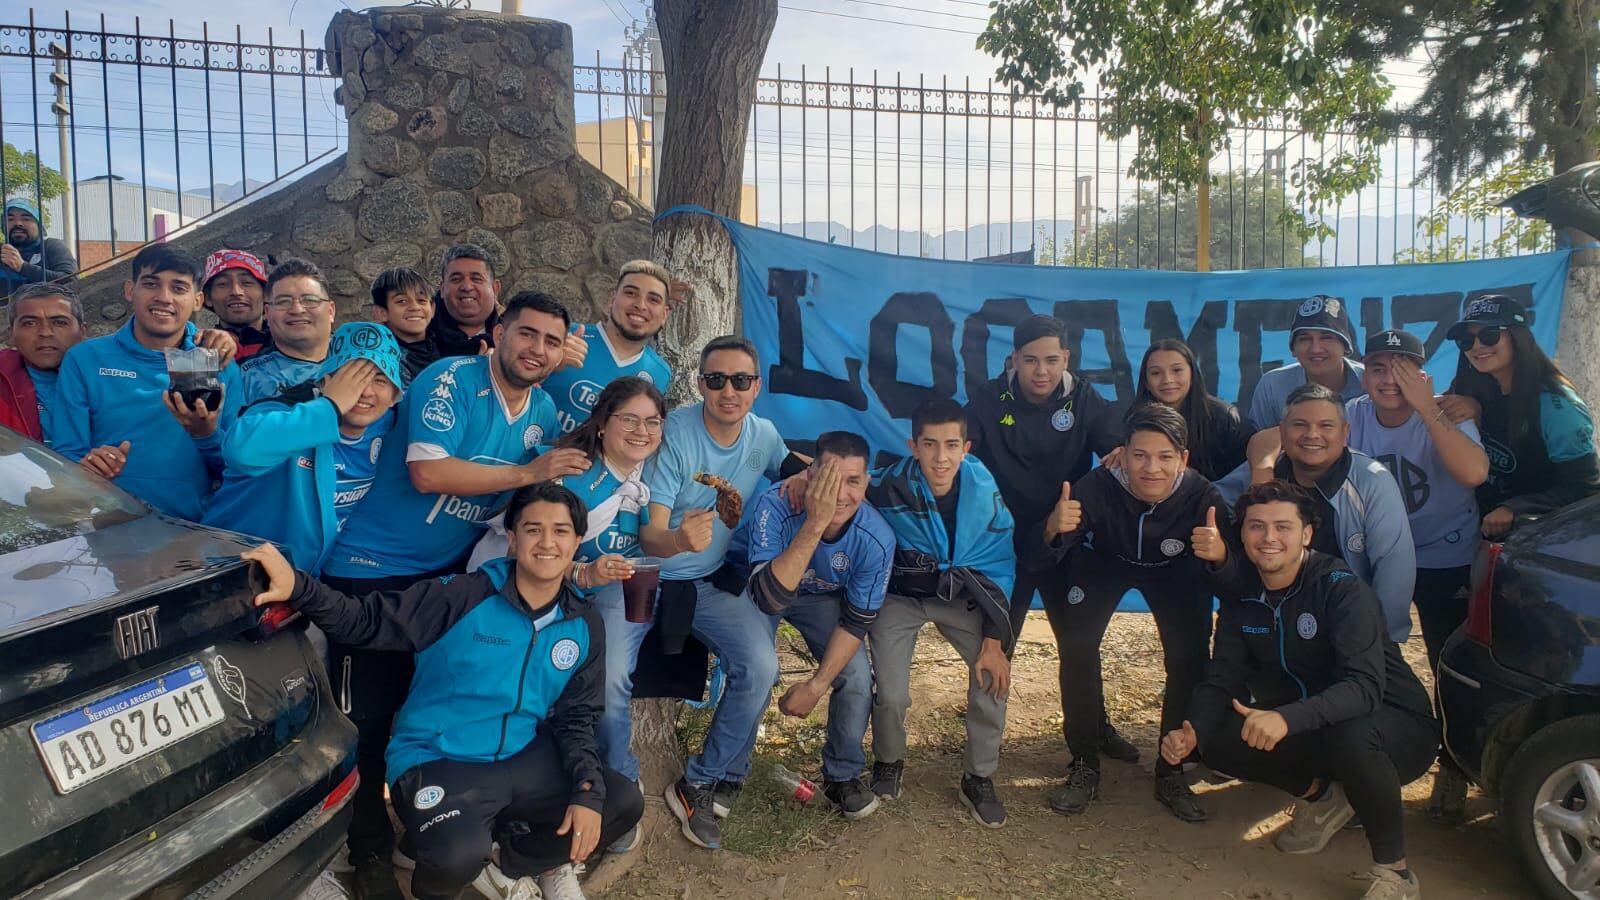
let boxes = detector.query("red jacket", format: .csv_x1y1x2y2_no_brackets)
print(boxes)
0,348,42,441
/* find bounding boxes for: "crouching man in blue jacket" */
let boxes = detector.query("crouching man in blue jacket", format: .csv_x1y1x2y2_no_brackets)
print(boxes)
204,321,404,573
242,482,644,900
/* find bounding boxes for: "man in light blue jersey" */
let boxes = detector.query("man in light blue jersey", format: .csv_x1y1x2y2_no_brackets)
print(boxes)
1348,328,1488,824
625,335,809,851
236,258,334,406
731,431,894,823
316,291,588,899
1247,295,1366,430
541,259,676,435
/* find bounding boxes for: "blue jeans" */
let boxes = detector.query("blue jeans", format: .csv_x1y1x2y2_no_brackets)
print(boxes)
595,583,655,783
681,580,783,786
730,591,871,783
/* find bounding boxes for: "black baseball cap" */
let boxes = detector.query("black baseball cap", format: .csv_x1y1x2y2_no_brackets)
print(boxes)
1363,329,1425,362
1445,293,1529,341
1290,295,1354,351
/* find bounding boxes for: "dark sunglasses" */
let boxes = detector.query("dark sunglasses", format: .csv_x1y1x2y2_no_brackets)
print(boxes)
1453,325,1504,353
699,372,757,391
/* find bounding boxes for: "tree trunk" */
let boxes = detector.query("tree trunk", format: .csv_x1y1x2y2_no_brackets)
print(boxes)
1543,0,1598,175
630,0,778,795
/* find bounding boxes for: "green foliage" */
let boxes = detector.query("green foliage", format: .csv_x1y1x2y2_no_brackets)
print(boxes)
1392,161,1555,263
980,0,1393,240
2,143,67,220
1039,168,1322,270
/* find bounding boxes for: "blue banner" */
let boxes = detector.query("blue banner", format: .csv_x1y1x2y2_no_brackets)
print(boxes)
673,209,1572,459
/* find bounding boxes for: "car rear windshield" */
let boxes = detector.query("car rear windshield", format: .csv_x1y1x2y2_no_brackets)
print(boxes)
0,430,146,553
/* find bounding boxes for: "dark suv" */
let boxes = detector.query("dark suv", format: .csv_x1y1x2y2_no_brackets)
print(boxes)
0,430,357,898
1437,496,1600,900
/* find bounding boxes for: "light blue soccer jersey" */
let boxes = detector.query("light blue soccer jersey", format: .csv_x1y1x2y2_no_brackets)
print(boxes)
556,456,650,562
1347,395,1482,569
1248,359,1366,431
331,413,393,530
744,483,895,619
644,403,789,580
238,348,324,407
324,355,559,577
541,323,672,435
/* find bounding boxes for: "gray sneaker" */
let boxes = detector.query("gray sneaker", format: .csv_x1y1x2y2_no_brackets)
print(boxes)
1361,866,1421,899
537,863,586,900
1274,782,1356,854
607,824,640,854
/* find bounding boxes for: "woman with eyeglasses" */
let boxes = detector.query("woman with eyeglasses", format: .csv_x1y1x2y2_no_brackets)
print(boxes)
1132,338,1253,481
1444,294,1600,536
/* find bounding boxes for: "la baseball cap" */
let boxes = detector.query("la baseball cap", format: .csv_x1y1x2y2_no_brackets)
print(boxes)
202,249,268,289
1363,329,1425,363
1290,294,1355,351
1445,293,1529,341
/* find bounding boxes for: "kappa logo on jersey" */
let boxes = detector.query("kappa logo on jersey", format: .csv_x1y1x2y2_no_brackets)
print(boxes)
1067,585,1085,605
1160,538,1185,557
98,367,137,379
831,551,851,571
430,383,452,401
523,424,544,450
1052,409,1075,431
569,380,604,413
370,437,384,464
1296,612,1318,639
421,398,456,432
551,638,581,670
1347,532,1366,554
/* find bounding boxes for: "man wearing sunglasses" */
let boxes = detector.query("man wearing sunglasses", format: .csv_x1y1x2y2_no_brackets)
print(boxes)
541,259,678,436
637,335,810,851
237,258,336,406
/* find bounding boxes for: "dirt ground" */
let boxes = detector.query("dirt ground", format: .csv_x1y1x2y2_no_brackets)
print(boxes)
595,611,1531,900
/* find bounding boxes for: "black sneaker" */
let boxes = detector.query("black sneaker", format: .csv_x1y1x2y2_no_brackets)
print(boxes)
959,773,1007,828
350,851,405,900
1155,772,1209,823
824,777,881,820
870,760,905,800
664,778,722,850
1100,721,1141,763
711,779,742,819
1049,760,1101,815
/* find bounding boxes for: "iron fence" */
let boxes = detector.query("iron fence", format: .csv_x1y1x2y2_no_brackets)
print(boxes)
0,8,1548,274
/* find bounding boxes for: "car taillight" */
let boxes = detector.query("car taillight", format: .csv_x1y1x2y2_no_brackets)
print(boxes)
1464,542,1503,645
251,602,300,639
320,766,360,815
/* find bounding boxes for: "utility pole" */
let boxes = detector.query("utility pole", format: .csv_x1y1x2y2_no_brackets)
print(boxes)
49,40,75,253
625,13,664,206
500,0,523,14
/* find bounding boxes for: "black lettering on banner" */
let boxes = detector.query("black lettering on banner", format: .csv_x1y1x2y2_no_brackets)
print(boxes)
766,268,868,410
1230,299,1303,409
1143,299,1229,392
958,297,1035,401
79,731,107,769
1053,299,1134,403
868,292,957,420
1391,292,1463,360
1360,296,1385,344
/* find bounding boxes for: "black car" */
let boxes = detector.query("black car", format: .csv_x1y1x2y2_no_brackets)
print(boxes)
1438,497,1600,900
0,430,357,898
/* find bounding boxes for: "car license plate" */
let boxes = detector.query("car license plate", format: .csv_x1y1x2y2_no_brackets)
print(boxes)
32,662,226,794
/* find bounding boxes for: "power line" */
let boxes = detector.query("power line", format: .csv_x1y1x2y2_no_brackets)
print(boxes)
778,4,984,35
838,0,991,22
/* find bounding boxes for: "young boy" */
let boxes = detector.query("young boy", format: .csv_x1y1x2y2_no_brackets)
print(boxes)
370,266,439,382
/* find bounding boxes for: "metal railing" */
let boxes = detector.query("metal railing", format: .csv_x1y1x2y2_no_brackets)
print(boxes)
0,10,342,272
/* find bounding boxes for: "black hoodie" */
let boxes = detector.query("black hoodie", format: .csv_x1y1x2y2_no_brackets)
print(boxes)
1189,549,1434,747
1027,465,1227,573
965,371,1123,540
426,293,501,358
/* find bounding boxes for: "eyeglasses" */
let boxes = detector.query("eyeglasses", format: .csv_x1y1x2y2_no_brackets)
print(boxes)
699,372,757,391
610,413,664,434
267,294,331,311
1454,325,1503,353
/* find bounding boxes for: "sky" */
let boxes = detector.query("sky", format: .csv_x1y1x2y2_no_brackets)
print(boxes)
2,1,1480,265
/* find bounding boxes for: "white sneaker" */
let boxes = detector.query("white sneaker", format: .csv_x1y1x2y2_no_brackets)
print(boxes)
536,863,586,900
472,861,542,900
1362,865,1422,899
298,870,352,900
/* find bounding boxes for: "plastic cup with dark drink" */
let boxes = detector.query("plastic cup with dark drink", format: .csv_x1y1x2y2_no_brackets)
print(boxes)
622,557,663,624
163,347,224,411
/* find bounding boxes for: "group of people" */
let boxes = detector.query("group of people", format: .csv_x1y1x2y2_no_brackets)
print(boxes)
3,226,1595,900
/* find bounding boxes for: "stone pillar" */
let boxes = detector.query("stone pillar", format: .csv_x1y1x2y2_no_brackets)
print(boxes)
1555,246,1600,405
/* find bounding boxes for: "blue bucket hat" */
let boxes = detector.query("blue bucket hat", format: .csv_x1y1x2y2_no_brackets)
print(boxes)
322,322,406,393
4,197,42,223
